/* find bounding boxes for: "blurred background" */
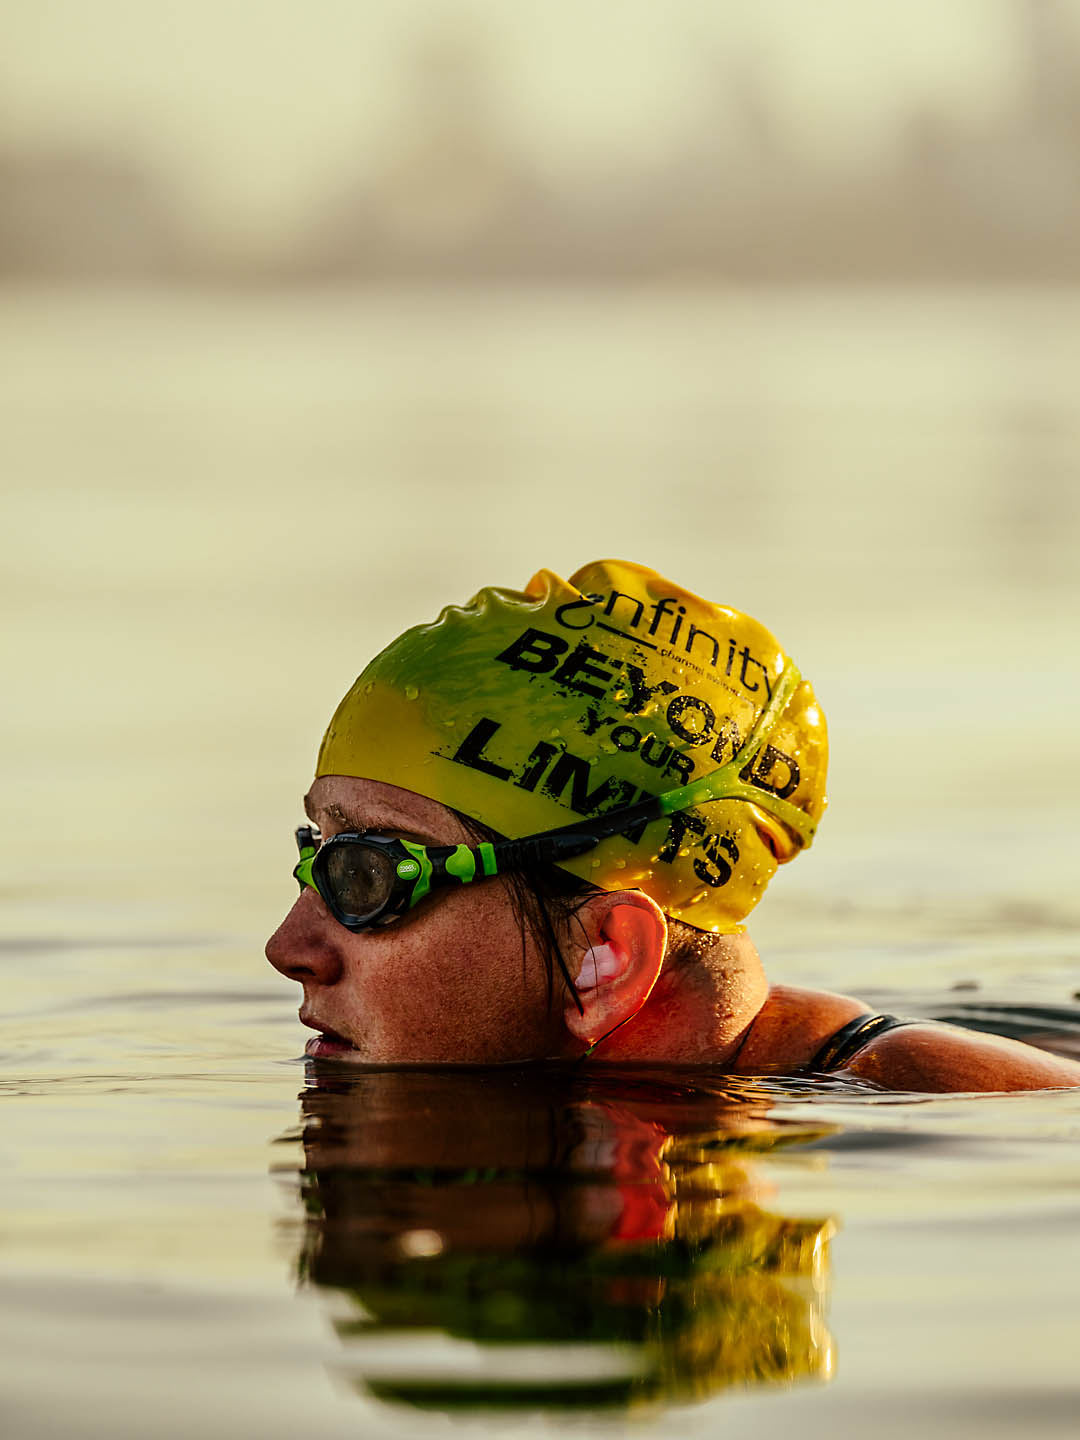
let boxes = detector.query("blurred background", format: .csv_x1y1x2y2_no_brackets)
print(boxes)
5,8,1080,1438
3,0,1080,977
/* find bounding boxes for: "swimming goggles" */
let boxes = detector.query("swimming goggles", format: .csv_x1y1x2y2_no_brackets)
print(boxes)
292,661,815,934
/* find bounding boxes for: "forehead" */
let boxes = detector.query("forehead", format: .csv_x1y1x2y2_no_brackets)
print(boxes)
303,775,470,842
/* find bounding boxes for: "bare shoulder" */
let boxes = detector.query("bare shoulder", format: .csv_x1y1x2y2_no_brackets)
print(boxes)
733,984,871,1074
843,1022,1080,1093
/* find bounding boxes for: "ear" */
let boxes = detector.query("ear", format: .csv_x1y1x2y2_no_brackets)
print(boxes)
563,891,667,1049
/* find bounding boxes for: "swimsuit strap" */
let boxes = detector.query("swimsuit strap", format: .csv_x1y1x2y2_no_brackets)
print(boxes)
806,1012,916,1073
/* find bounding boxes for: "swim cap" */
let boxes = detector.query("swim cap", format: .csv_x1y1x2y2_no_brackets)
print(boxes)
316,560,827,932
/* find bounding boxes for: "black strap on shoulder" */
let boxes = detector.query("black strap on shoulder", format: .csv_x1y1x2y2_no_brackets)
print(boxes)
807,1012,916,1073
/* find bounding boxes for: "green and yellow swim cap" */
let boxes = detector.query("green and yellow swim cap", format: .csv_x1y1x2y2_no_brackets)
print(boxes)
317,560,827,932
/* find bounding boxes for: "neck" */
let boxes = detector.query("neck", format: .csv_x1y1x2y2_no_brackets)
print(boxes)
585,930,769,1065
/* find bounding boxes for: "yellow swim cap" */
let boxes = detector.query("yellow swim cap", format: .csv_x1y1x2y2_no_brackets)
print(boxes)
316,560,827,932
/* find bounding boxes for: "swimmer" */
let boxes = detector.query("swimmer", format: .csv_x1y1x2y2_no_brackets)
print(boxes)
266,559,1080,1092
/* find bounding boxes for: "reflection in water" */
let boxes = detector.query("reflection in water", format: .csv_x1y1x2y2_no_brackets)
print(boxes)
282,1067,838,1412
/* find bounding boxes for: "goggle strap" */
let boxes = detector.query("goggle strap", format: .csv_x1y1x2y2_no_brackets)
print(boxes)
517,660,814,855
652,660,815,847
402,839,503,910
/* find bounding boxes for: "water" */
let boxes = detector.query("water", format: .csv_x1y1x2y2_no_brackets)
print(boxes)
3,284,1080,1437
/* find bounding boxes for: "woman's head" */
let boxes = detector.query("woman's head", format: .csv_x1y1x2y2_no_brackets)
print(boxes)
266,560,827,1063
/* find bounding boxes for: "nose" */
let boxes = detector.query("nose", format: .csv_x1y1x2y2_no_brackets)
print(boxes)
265,889,345,987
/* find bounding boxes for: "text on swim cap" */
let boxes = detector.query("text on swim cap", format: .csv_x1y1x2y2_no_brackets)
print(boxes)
553,590,775,698
449,715,740,889
492,627,800,800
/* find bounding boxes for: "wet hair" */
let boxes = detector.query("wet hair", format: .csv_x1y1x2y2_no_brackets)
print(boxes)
451,810,594,1011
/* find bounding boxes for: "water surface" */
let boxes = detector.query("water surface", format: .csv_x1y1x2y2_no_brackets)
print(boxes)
3,285,1080,1437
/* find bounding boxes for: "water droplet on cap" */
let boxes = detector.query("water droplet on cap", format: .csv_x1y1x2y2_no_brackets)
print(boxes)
404,684,419,701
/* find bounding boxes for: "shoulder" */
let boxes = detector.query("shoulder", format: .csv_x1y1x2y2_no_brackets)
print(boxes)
732,985,872,1075
732,988,1080,1092
842,1022,1080,1093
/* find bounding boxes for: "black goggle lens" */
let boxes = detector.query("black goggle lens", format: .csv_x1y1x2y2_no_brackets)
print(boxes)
323,841,399,922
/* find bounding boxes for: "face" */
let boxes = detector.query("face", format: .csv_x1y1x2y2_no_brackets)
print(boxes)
265,776,573,1064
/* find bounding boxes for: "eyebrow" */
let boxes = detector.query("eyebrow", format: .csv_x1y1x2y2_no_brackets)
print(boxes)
302,793,442,844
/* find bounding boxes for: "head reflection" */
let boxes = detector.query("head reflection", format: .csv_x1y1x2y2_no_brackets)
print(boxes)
286,1066,837,1412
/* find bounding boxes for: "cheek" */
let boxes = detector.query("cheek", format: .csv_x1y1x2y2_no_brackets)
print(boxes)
339,889,556,1062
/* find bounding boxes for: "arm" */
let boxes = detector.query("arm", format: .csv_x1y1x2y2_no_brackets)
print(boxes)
843,1022,1080,1093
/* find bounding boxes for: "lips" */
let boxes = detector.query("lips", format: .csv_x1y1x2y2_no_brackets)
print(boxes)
304,1034,359,1058
299,1010,359,1059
